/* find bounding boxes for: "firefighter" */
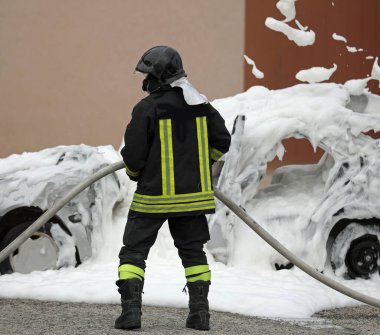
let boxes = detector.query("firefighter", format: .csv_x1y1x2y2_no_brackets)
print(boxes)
115,46,231,331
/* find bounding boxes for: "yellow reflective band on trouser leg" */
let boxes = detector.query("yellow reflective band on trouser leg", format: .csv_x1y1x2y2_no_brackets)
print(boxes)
196,117,211,192
185,264,211,283
159,119,175,196
118,264,145,281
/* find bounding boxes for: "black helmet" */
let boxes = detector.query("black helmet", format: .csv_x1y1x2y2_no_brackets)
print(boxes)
135,46,186,85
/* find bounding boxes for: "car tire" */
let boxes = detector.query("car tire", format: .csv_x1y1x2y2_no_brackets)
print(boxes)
330,223,380,279
0,221,59,275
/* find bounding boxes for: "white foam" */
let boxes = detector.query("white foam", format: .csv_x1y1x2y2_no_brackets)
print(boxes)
244,55,264,79
296,64,337,83
276,0,296,22
332,33,347,43
347,46,364,53
371,57,380,85
344,78,371,95
265,17,315,47
1,83,380,319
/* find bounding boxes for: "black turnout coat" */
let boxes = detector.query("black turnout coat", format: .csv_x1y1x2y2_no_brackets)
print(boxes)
121,86,231,217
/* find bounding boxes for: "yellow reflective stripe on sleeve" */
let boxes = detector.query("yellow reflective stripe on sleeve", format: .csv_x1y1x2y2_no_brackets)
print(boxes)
196,116,211,192
210,153,218,161
118,264,145,280
185,265,210,276
210,147,224,161
130,200,215,213
133,191,214,204
159,119,175,195
125,166,140,177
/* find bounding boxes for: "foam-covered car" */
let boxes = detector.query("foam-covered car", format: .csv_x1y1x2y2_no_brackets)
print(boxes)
0,144,127,274
208,83,380,279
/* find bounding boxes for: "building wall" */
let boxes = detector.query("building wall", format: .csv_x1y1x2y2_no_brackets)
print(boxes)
0,0,245,157
245,0,380,166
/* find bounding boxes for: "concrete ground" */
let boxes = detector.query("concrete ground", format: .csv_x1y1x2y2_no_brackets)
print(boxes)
0,299,379,335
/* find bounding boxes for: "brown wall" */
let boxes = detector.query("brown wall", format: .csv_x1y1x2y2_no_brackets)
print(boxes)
245,0,380,165
0,0,245,158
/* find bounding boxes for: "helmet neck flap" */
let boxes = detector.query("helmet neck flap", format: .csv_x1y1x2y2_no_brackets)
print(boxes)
142,74,161,93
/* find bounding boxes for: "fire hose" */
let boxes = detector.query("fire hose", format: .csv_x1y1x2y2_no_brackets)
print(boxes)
0,160,379,309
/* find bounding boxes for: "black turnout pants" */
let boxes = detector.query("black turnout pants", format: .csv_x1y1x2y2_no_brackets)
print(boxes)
118,214,210,270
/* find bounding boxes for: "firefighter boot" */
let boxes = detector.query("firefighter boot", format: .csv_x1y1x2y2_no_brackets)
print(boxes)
114,278,143,330
186,280,210,331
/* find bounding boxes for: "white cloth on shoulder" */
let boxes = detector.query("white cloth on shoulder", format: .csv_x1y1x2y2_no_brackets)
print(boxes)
170,77,208,105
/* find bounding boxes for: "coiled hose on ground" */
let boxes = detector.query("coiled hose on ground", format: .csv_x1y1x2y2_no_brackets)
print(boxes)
0,160,379,309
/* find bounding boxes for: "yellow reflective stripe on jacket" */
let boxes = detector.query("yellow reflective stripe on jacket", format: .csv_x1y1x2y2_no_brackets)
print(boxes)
130,200,215,213
125,165,140,177
118,264,145,280
133,191,214,204
210,147,224,161
159,119,175,195
196,116,211,192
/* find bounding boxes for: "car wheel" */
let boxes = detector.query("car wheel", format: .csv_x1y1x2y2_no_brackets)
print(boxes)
330,223,380,279
0,222,59,275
